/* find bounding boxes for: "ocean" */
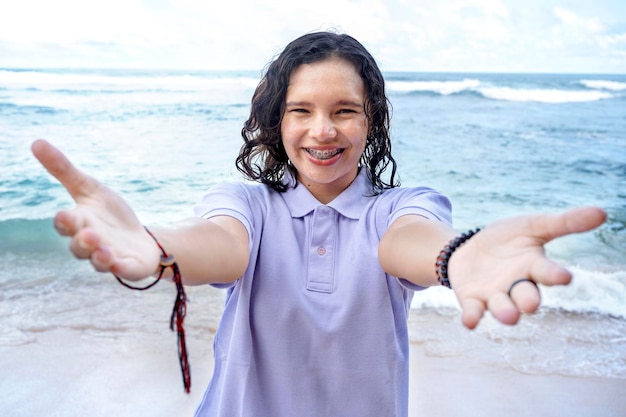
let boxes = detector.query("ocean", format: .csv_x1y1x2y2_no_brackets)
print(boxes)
1,68,625,413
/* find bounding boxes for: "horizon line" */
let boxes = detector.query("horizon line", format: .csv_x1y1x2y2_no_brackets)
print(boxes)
1,66,625,77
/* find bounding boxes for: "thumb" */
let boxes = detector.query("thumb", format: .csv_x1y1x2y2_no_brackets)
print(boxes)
530,206,606,244
31,139,99,201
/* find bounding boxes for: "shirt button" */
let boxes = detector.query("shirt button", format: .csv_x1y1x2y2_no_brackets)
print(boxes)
317,247,326,256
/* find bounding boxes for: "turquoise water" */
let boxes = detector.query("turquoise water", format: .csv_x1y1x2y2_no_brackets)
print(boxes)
0,68,625,379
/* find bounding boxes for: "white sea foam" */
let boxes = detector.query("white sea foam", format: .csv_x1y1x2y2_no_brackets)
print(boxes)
0,69,259,112
387,79,480,95
0,69,260,92
411,266,626,319
477,86,613,103
411,285,460,310
580,79,626,91
540,266,626,318
386,77,616,103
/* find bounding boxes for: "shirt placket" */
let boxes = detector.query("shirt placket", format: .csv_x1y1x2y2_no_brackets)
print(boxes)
306,206,336,293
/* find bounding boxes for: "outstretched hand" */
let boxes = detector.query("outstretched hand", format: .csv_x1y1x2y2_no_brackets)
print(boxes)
448,206,606,329
31,139,160,279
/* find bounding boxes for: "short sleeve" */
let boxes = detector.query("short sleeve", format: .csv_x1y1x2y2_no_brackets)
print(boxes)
383,187,453,292
193,182,257,288
387,187,452,228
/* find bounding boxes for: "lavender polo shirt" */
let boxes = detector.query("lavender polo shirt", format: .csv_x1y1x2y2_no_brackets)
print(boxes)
193,169,452,417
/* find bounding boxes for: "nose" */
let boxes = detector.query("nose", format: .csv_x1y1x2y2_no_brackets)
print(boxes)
310,114,337,140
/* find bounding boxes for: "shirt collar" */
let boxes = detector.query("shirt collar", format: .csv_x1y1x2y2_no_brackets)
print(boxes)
281,169,374,220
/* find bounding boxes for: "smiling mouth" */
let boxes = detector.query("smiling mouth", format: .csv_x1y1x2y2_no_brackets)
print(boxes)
305,148,344,160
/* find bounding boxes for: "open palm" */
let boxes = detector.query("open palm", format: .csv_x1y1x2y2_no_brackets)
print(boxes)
31,139,160,279
449,207,606,328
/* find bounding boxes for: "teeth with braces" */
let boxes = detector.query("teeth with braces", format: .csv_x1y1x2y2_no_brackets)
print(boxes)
307,148,341,160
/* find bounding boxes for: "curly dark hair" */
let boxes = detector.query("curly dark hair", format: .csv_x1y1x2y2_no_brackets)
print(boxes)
235,31,399,194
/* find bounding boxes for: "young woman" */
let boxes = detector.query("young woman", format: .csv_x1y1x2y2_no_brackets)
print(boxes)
31,32,605,416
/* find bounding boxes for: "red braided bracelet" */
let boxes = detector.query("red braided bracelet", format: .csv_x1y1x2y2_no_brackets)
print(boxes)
114,227,191,393
435,228,481,289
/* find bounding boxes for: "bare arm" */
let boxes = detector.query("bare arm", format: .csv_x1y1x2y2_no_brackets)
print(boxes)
31,139,249,286
148,216,249,285
378,215,456,287
379,208,606,329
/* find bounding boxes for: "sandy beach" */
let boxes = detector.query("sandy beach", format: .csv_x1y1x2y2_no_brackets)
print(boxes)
2,283,624,417
409,341,625,417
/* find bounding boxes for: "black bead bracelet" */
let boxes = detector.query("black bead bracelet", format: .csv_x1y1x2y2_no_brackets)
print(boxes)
435,228,481,289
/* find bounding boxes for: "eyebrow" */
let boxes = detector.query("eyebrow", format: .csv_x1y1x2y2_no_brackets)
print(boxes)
285,100,364,108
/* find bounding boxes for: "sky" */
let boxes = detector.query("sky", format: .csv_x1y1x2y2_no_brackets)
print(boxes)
0,0,625,73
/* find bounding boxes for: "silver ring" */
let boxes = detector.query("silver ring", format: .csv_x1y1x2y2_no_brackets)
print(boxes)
508,278,537,297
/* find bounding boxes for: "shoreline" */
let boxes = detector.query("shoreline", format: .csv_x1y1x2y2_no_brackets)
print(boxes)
2,307,625,417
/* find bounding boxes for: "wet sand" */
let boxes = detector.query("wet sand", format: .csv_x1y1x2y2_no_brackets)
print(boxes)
2,293,625,417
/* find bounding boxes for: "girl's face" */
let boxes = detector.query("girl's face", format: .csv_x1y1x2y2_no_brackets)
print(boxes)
281,57,368,204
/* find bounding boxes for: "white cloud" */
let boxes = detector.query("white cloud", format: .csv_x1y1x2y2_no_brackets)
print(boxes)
0,0,624,73
0,0,149,43
553,6,604,33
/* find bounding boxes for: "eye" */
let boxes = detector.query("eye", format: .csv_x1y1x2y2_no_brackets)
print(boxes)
337,108,356,114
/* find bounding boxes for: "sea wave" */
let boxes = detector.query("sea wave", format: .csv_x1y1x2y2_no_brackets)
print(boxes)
0,217,65,254
0,69,260,93
4,69,624,105
580,79,626,91
411,265,626,319
478,86,614,103
387,79,480,95
10,216,624,320
387,79,616,103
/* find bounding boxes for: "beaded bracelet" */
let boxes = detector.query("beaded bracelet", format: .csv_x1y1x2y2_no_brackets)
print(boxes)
435,228,481,289
114,227,191,393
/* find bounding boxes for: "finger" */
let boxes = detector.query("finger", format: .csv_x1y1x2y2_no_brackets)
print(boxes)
91,246,115,273
509,280,541,314
67,229,117,273
68,228,101,259
459,297,486,329
529,257,573,286
31,139,100,201
54,209,86,237
531,207,606,244
487,293,520,325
